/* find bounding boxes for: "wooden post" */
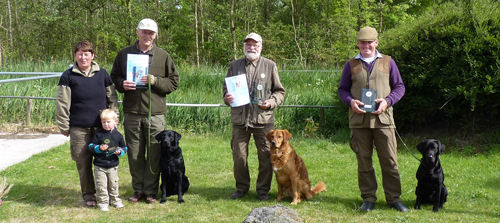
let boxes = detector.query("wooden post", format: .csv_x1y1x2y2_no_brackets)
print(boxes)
321,107,325,131
26,98,31,126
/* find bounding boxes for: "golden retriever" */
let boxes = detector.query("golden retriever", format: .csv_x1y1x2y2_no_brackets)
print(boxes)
266,129,326,205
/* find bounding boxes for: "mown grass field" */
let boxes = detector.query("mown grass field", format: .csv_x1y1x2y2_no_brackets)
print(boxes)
0,130,499,222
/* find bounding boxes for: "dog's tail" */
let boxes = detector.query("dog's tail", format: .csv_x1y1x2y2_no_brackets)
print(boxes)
311,181,327,196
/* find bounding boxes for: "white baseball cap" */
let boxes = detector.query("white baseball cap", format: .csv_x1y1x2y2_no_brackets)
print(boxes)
137,18,158,33
244,33,262,45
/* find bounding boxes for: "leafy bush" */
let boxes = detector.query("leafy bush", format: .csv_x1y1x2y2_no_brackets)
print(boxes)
380,0,500,132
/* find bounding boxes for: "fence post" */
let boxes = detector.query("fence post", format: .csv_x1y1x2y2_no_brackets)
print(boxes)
321,107,325,131
26,97,32,126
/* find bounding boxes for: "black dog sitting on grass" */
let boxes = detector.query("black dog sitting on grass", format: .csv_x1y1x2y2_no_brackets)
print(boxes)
155,130,190,203
415,139,448,212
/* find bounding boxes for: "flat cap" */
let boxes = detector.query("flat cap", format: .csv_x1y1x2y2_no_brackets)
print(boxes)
357,26,378,41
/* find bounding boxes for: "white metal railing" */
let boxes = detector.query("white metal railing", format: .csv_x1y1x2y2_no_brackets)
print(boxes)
0,72,336,128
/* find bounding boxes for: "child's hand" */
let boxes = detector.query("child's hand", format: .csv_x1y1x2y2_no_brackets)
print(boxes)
114,148,122,155
100,144,109,151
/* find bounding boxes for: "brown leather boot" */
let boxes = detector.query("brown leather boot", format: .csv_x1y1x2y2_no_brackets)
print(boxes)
128,192,144,202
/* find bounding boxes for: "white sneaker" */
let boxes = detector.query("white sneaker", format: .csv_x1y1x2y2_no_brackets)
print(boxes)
114,203,124,208
100,206,109,212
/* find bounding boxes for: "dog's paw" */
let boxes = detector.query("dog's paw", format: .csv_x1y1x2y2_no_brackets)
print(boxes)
291,199,301,205
414,205,421,210
160,199,167,204
178,199,185,203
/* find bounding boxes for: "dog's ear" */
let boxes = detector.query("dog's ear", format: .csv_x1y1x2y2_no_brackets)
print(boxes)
436,139,445,154
266,130,274,141
155,130,165,142
283,129,292,141
174,131,182,141
416,140,426,153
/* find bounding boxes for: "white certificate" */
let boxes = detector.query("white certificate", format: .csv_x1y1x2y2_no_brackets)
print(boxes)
225,74,250,107
126,54,149,88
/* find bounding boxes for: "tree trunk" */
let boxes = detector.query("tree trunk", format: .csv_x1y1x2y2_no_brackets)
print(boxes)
230,0,237,61
200,0,205,58
290,0,304,67
0,39,2,67
379,0,383,32
263,0,269,26
195,0,200,67
8,0,13,62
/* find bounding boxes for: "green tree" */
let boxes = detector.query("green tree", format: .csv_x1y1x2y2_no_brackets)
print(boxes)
381,0,500,132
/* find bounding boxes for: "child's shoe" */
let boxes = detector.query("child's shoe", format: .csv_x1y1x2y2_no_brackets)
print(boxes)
100,206,109,212
114,202,124,208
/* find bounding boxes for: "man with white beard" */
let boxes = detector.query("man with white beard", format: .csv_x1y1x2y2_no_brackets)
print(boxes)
223,32,286,201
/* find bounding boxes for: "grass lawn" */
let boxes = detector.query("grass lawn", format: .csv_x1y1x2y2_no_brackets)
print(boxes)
0,130,499,222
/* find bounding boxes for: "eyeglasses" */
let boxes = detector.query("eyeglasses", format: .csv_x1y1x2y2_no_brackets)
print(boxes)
244,43,261,48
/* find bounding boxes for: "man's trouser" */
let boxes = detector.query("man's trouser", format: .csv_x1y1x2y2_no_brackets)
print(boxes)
350,127,402,204
124,113,165,195
231,124,274,194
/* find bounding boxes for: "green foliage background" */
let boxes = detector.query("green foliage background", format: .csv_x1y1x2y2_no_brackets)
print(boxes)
1,0,500,140
0,0,449,66
380,0,500,133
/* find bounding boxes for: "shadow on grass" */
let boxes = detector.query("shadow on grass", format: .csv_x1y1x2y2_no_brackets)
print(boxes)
485,177,500,190
8,183,86,207
182,185,363,209
188,185,245,201
435,207,500,219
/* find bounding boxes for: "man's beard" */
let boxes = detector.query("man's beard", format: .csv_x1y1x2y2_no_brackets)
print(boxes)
244,50,260,61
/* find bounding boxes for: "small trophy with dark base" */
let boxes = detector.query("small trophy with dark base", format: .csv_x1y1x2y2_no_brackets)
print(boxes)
361,89,377,113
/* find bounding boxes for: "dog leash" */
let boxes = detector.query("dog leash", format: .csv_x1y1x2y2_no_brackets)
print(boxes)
385,109,421,162
147,74,159,175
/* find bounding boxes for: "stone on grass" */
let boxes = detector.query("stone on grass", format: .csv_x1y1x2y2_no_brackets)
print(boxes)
243,204,305,223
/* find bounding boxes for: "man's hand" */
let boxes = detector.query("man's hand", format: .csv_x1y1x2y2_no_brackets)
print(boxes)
140,75,155,85
60,130,69,137
258,100,271,110
224,93,234,104
350,99,366,114
372,98,388,115
123,80,136,91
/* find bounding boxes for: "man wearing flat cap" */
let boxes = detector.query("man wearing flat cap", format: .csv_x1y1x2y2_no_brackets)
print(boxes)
223,32,286,201
337,26,408,212
111,18,179,204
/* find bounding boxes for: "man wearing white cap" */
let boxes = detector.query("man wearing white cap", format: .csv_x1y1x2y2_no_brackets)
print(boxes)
223,32,286,201
111,18,179,204
338,26,408,212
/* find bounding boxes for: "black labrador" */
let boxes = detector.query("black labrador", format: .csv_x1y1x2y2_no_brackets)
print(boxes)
155,130,190,203
415,139,448,212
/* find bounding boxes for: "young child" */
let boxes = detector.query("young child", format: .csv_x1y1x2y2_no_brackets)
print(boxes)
89,109,127,211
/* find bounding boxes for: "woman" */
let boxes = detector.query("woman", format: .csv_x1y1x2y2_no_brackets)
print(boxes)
56,41,118,207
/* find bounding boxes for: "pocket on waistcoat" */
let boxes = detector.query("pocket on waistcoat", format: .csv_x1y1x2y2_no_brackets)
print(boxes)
230,106,245,125
377,111,392,126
